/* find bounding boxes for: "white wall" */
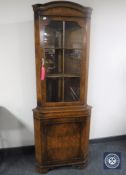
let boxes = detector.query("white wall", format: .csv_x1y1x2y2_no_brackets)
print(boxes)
0,0,126,148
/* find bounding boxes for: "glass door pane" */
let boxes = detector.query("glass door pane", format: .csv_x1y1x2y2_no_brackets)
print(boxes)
42,19,63,48
65,21,83,49
41,18,83,103
64,77,80,102
64,21,83,101
64,49,81,75
41,18,64,102
46,78,63,102
45,48,62,74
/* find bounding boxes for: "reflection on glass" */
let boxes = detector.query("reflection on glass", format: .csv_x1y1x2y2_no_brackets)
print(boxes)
64,78,80,102
45,49,62,74
43,20,63,48
46,78,63,102
64,49,81,75
65,21,83,49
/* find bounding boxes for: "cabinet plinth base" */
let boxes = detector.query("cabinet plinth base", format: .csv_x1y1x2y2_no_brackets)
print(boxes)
33,105,91,173
72,162,88,169
36,159,88,173
37,167,49,173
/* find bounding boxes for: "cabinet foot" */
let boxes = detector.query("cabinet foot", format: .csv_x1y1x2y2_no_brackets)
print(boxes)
72,163,88,169
37,167,49,173
74,165,85,169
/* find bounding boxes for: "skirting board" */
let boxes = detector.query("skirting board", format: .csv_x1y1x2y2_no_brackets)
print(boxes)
89,134,126,144
0,135,126,156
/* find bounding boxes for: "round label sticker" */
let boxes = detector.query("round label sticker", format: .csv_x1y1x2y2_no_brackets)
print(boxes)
104,153,120,169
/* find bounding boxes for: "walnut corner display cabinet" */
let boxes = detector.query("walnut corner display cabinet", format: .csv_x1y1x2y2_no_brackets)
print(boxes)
32,1,92,173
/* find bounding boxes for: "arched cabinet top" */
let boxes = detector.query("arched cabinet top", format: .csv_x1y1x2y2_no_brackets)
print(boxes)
32,1,92,18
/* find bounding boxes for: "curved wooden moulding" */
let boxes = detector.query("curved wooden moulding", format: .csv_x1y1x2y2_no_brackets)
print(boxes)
33,1,92,18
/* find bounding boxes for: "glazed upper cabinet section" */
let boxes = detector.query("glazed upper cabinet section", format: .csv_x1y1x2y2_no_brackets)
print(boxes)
40,17,84,102
33,2,92,106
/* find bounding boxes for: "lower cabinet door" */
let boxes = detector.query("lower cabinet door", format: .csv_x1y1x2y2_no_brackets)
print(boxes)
40,116,90,165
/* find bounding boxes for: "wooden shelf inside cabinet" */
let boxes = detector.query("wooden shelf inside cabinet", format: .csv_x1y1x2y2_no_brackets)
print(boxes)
44,48,63,50
44,48,82,50
46,74,80,78
33,1,92,173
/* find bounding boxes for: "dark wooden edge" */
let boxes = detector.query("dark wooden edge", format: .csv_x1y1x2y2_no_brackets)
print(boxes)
33,105,92,113
36,159,88,173
0,135,125,157
36,158,87,168
32,1,93,14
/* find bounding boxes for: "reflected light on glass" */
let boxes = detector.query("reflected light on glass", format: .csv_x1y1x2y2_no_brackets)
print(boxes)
43,17,47,20
44,37,47,43
44,32,48,36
